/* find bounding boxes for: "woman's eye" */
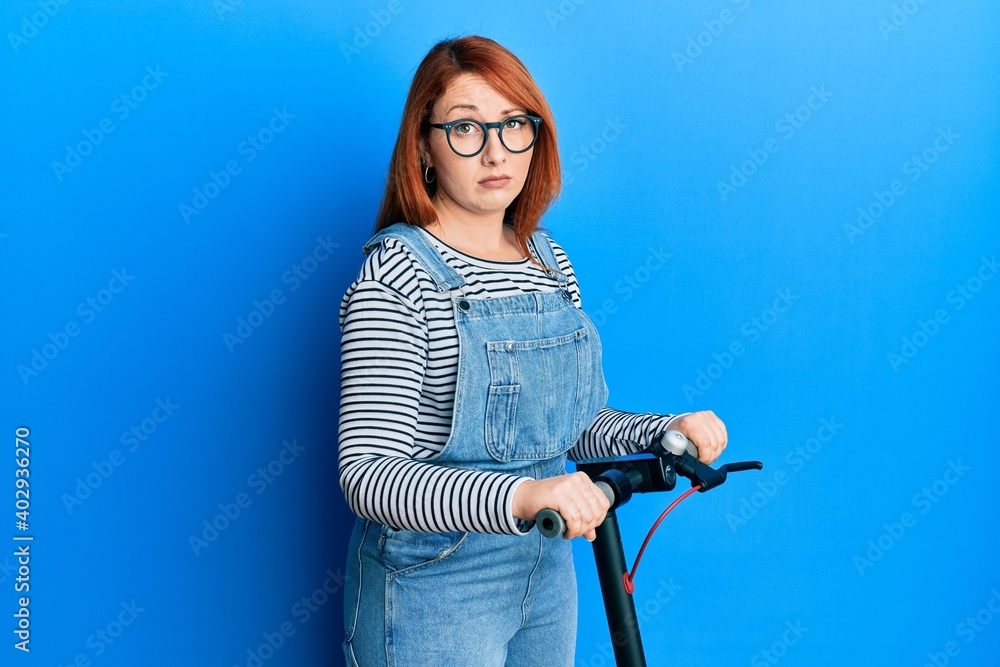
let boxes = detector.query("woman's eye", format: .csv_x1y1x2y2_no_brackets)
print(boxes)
505,119,523,130
455,122,479,135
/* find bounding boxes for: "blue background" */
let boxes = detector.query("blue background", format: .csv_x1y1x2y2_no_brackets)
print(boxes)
3,0,998,665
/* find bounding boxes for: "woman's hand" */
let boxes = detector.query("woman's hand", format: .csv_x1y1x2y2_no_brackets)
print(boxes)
669,410,728,465
512,472,610,541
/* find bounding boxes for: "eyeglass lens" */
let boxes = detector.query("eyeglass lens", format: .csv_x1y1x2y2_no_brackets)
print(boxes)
448,116,536,156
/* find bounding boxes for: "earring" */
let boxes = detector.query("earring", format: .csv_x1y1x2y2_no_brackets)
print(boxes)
423,163,435,184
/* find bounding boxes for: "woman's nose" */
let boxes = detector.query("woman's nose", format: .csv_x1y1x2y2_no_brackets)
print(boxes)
481,127,507,164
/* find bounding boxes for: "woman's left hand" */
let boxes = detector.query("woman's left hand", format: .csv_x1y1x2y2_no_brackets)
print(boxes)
668,410,728,465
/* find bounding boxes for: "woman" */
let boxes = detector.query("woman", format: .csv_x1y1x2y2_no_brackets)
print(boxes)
339,35,728,666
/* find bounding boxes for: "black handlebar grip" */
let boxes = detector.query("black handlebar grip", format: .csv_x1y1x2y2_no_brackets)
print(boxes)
536,480,616,538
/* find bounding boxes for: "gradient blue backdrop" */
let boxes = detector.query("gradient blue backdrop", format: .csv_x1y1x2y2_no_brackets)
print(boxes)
3,0,998,665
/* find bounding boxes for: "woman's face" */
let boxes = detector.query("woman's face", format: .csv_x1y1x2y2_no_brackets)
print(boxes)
419,73,535,221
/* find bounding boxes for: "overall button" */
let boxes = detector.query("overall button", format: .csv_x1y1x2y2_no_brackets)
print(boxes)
457,299,470,312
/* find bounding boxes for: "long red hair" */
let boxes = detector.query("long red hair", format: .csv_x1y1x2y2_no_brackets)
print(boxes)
373,35,561,270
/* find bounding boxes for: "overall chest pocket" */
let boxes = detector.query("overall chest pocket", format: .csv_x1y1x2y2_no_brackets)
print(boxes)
484,327,594,462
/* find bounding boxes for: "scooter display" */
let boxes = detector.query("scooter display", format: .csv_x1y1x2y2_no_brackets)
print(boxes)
537,430,763,667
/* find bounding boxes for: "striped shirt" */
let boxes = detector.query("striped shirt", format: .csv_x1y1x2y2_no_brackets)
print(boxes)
338,224,682,536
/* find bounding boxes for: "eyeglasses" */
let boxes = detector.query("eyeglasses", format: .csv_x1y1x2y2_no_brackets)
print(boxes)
428,114,543,157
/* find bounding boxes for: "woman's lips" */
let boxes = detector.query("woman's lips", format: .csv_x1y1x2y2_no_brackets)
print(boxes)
479,176,511,188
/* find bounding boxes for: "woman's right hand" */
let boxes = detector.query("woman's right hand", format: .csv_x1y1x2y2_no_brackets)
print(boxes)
512,472,611,541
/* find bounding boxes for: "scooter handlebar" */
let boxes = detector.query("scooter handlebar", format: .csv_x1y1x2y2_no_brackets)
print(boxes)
536,431,763,538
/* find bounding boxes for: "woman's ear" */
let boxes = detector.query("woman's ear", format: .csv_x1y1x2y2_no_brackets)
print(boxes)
418,137,432,168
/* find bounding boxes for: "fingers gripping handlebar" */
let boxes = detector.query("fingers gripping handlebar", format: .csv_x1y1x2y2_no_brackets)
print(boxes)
536,430,763,538
535,474,630,540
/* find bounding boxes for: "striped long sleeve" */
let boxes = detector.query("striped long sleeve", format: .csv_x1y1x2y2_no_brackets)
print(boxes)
337,227,683,536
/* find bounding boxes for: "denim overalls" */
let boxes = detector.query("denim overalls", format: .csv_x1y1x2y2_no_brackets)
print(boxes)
342,222,609,666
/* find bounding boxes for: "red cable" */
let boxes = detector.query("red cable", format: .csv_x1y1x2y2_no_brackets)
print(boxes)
621,484,703,595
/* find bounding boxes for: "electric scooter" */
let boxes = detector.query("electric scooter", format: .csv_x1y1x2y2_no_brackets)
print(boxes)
537,430,763,667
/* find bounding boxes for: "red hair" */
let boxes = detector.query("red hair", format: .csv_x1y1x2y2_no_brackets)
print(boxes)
373,35,561,270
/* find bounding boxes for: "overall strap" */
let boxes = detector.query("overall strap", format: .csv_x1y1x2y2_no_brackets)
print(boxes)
529,229,569,287
361,222,466,293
